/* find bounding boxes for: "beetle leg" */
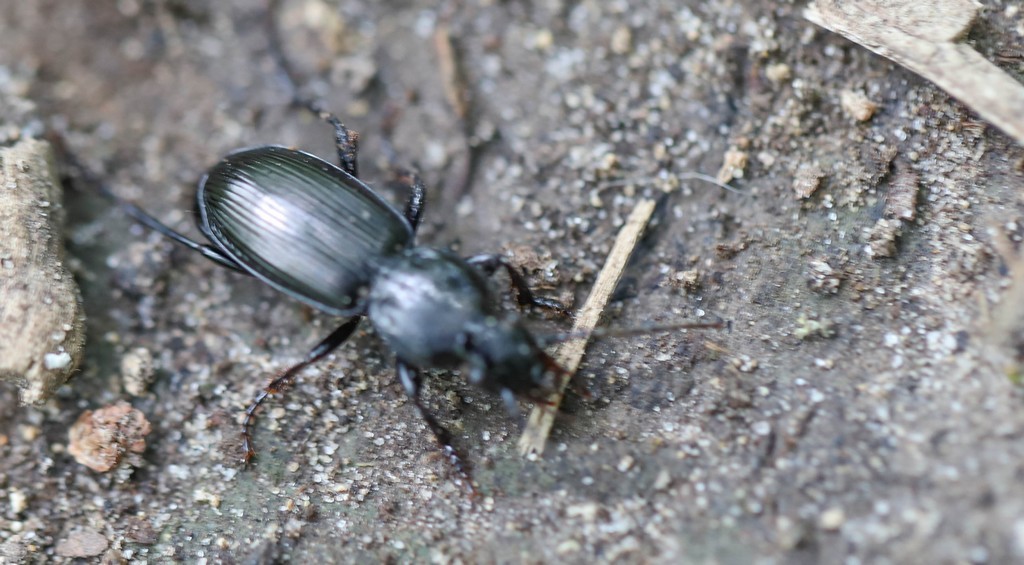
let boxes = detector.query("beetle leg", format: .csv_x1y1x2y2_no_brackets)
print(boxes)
392,169,426,232
115,198,246,272
265,0,360,178
397,360,476,495
242,316,363,464
64,150,247,273
274,93,360,178
465,254,571,315
307,103,360,179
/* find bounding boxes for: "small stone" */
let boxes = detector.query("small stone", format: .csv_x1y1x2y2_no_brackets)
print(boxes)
819,507,845,531
55,527,109,558
652,469,672,491
793,166,824,199
732,355,759,373
611,26,632,55
672,269,700,292
121,347,155,396
557,539,582,554
775,516,807,550
866,218,902,259
531,29,554,51
68,401,151,472
807,259,842,294
717,148,748,183
567,502,600,522
194,488,222,508
8,488,27,514
616,455,635,472
752,421,772,436
814,358,835,370
18,425,40,442
757,151,777,168
840,90,878,122
43,351,72,370
765,63,792,83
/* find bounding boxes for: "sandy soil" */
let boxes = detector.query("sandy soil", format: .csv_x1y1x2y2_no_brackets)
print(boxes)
2,0,1024,562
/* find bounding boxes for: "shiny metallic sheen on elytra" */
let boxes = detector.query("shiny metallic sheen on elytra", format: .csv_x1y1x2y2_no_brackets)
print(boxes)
198,146,413,315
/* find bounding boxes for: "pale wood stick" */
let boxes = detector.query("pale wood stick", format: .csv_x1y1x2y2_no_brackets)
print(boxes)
518,199,657,456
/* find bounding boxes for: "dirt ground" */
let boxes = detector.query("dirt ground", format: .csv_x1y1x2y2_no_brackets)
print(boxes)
2,0,1024,563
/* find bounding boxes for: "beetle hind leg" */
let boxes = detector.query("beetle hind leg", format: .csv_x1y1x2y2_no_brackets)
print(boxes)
242,316,363,464
308,104,360,179
397,360,476,495
60,148,247,273
265,0,360,177
391,169,426,232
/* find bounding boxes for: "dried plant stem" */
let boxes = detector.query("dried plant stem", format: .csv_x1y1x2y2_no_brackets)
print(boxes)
518,199,657,456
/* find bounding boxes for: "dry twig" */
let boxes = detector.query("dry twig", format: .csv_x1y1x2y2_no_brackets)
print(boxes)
518,199,657,456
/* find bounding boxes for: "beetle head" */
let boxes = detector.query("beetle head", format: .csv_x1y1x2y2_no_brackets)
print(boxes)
465,318,564,401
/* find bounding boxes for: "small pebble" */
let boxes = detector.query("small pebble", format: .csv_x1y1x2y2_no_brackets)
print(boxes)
68,401,151,472
819,508,845,531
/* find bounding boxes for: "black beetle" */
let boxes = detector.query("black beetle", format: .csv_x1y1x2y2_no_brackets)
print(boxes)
100,106,570,490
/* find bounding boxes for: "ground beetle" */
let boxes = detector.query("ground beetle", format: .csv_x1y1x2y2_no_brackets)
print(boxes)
101,103,570,490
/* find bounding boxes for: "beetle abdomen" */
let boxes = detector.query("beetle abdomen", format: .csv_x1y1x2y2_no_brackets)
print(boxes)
198,146,413,315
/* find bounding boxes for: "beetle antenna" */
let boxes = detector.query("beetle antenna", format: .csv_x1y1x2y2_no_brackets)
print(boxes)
595,172,742,194
534,319,728,347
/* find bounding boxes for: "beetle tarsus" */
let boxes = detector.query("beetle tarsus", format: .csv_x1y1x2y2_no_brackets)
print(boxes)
241,389,269,465
304,102,360,178
241,397,264,466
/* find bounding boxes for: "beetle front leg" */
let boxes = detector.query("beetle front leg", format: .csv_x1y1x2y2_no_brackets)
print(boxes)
242,316,363,464
397,360,476,495
465,254,570,315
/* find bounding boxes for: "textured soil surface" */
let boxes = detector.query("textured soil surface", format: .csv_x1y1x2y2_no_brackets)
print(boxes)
3,0,1024,563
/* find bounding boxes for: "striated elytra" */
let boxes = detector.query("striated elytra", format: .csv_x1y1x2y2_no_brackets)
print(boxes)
198,146,413,316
